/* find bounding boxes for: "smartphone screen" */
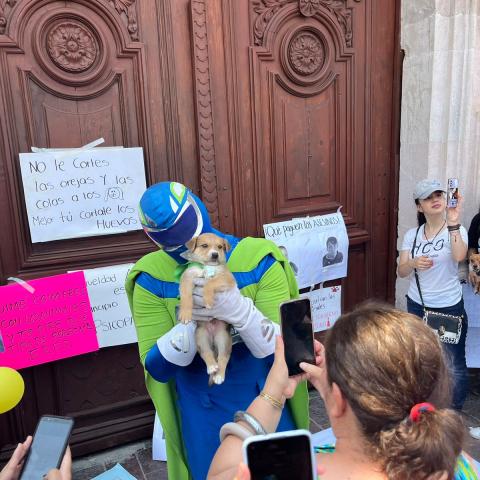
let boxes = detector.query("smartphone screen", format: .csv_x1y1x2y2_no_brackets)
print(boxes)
280,298,315,376
447,178,459,208
245,432,315,480
20,416,74,480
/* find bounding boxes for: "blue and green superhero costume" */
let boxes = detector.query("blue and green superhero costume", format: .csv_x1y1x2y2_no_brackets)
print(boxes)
126,237,309,480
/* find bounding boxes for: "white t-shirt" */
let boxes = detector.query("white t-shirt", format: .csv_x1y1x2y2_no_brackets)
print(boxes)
401,225,468,308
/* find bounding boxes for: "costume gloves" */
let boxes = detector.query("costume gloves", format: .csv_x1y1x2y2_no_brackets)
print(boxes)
156,321,197,366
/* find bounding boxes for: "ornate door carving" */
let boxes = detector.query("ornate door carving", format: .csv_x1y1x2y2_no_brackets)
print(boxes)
0,0,185,458
190,0,400,306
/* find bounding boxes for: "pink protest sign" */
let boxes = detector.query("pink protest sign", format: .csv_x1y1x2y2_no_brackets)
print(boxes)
0,271,99,369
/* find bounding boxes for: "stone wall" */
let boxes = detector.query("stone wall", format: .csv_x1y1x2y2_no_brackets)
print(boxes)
396,0,480,307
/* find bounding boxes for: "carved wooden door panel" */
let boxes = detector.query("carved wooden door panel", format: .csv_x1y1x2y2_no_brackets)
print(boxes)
193,0,400,307
0,0,193,458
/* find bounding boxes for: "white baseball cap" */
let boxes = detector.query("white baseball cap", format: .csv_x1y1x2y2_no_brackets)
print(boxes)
413,179,445,200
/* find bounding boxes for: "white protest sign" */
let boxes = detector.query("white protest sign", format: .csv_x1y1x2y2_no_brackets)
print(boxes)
463,283,480,367
152,414,168,462
82,263,137,348
304,286,342,332
466,327,480,368
19,148,146,242
464,283,480,328
264,213,348,288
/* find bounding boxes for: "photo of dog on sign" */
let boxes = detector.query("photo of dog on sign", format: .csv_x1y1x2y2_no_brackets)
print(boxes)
177,233,236,385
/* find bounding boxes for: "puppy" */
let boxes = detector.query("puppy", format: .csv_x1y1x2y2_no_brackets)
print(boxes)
469,253,480,294
178,233,236,385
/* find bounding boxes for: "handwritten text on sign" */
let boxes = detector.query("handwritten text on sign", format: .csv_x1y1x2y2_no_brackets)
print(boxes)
304,286,342,332
19,148,147,243
264,213,349,288
82,263,137,348
0,272,98,370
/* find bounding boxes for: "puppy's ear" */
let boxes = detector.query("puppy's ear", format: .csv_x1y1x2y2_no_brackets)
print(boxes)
186,237,198,252
223,238,231,252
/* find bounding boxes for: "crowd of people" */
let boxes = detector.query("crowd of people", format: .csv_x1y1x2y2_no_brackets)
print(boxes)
1,178,479,480
123,179,478,479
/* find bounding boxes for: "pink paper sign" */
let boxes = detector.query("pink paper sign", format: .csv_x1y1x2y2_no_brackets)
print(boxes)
0,272,99,369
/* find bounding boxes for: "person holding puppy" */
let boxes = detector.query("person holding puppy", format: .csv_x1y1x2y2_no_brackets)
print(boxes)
398,179,468,410
467,207,480,440
467,207,480,292
125,182,308,480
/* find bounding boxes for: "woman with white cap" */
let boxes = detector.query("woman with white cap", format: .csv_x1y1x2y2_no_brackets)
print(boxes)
398,179,469,410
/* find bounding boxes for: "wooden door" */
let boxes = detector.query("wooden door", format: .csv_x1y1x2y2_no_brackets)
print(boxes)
191,0,401,307
0,0,199,459
0,0,401,459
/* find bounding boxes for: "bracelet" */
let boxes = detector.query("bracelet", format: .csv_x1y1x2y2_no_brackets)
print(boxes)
219,422,254,442
447,224,461,231
234,411,267,435
259,391,284,410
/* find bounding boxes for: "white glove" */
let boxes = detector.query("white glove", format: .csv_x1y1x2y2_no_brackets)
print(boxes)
191,280,279,358
156,321,197,366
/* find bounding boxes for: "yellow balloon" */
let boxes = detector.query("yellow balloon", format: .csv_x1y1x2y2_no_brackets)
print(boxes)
0,367,25,414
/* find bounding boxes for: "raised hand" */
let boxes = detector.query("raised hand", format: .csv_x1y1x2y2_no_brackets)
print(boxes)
446,193,463,225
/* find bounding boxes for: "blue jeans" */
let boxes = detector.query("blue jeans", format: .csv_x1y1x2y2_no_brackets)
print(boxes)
406,296,469,410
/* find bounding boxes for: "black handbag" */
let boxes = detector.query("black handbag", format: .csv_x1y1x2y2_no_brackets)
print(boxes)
411,226,463,344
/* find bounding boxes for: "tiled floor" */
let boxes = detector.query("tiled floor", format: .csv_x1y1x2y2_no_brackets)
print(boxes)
73,389,480,479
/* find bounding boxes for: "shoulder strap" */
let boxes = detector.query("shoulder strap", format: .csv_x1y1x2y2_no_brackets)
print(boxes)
411,225,426,309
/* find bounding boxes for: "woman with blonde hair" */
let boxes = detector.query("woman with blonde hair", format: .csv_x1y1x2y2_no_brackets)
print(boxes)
208,303,479,480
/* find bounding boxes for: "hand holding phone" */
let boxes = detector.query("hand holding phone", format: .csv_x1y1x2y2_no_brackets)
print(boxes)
19,416,74,480
280,298,315,376
243,429,316,480
0,436,32,480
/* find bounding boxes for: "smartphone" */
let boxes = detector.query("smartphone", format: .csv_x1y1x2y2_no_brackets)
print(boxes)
280,298,315,376
447,178,459,208
20,415,74,480
243,429,316,480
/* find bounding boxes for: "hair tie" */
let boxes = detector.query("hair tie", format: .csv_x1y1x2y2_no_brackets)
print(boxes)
409,402,435,422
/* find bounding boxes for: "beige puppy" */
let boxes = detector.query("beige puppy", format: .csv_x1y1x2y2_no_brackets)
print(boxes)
178,233,236,385
470,253,480,294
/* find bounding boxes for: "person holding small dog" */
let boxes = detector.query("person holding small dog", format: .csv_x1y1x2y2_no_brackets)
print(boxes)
125,182,308,480
467,207,480,440
398,179,469,411
467,208,480,292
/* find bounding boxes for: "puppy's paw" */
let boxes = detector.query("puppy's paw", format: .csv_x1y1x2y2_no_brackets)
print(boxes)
207,364,219,374
178,307,192,324
203,293,214,309
212,373,225,385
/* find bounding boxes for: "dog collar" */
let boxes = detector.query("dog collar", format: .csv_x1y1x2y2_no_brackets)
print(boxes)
203,265,220,278
174,262,221,281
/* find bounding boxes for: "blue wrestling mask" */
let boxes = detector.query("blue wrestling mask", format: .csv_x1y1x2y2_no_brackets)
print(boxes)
138,182,214,261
